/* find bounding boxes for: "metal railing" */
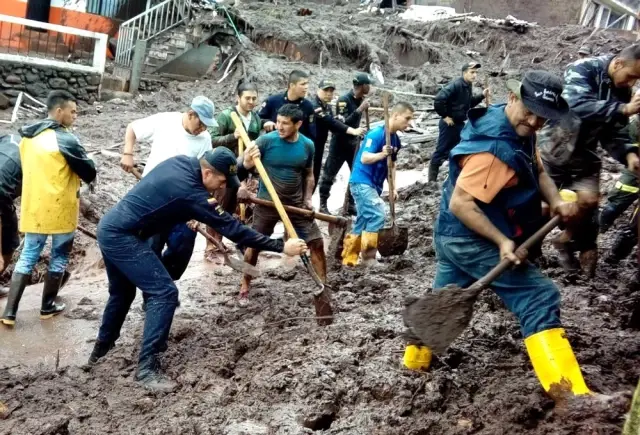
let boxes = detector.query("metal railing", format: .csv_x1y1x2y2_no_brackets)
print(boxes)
114,0,191,68
86,0,150,21
0,14,108,74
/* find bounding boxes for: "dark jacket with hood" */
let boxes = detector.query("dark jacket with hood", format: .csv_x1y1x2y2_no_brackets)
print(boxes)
538,55,638,171
436,105,542,246
0,134,22,209
434,77,485,124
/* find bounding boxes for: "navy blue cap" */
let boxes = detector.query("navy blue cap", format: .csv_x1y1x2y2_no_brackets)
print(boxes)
203,147,240,188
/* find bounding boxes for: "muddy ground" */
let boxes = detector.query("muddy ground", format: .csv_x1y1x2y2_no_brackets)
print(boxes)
1,2,640,434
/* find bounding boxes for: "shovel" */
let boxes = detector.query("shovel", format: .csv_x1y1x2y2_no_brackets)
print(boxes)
403,215,561,354
229,112,334,326
240,196,348,227
129,167,261,277
378,93,408,257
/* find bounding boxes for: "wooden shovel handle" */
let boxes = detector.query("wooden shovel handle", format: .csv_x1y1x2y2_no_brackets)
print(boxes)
468,215,561,292
242,196,347,225
131,167,143,180
383,92,396,223
238,137,246,221
229,112,300,240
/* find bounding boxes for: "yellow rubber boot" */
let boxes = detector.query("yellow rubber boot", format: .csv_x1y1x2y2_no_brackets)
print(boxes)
403,344,432,371
524,328,590,396
341,234,361,267
361,231,379,266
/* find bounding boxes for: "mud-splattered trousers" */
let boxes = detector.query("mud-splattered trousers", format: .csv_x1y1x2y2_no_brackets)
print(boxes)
433,235,561,338
350,183,385,234
600,168,640,232
14,232,75,274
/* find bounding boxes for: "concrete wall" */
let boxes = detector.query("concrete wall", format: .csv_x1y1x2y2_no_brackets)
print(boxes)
0,60,101,106
452,0,584,26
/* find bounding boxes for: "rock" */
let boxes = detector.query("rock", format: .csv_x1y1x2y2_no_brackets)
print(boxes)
77,77,87,87
49,78,68,89
8,97,17,105
0,93,9,110
26,83,48,98
44,69,55,77
3,89,21,97
177,82,190,91
86,86,98,92
101,90,134,102
87,96,96,105
68,77,77,84
4,75,22,84
86,75,101,86
58,71,72,79
25,72,39,83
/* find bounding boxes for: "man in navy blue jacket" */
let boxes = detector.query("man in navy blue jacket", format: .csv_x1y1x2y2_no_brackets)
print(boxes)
89,147,307,393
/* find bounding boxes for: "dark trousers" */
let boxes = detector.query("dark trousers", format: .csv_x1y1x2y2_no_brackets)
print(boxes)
149,222,197,281
319,140,356,203
600,168,639,232
430,119,464,175
609,205,638,261
96,222,179,367
313,140,325,192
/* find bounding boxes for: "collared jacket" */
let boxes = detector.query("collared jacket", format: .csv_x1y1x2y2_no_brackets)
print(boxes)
331,90,365,148
434,77,484,124
538,55,637,168
311,95,349,148
258,91,316,140
19,119,96,234
436,105,542,246
0,134,22,209
208,107,262,155
99,155,284,254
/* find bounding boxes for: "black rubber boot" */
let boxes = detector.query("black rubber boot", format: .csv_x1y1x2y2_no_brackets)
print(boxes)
88,340,115,364
40,271,67,319
606,227,638,264
1,273,30,326
427,162,440,189
319,197,330,215
136,355,177,393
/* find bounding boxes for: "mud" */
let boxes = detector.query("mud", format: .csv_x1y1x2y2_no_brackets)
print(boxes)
1,2,640,434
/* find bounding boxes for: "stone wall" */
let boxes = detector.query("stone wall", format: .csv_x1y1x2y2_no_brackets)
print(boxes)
0,60,101,108
452,0,583,27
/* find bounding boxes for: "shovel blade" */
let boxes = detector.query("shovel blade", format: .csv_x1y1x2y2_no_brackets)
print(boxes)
378,224,409,257
224,255,261,277
313,287,334,326
403,284,480,354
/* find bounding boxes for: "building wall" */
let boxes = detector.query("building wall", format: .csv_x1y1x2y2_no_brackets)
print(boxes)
452,0,584,26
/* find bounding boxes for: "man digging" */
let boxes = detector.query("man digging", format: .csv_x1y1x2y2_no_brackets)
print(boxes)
342,102,414,267
407,71,592,397
239,104,326,299
90,146,307,392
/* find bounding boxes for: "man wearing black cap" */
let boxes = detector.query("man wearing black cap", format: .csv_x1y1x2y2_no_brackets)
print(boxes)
259,70,316,141
90,147,308,392
430,62,489,185
427,70,589,397
311,79,365,190
318,72,371,214
537,43,640,277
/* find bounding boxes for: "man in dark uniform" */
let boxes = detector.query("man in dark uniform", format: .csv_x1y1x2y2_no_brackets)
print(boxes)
90,146,308,393
259,70,316,141
0,134,22,298
311,79,365,190
318,73,372,214
430,62,490,185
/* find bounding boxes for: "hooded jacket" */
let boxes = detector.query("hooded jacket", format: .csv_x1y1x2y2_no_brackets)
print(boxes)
538,55,637,170
0,134,22,209
19,119,96,234
436,105,542,245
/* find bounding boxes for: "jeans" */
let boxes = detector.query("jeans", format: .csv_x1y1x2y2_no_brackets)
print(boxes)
433,234,561,338
350,183,385,235
149,222,197,281
14,232,75,274
96,220,179,367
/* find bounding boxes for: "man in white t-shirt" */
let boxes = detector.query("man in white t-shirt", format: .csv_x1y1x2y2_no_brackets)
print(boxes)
119,96,216,281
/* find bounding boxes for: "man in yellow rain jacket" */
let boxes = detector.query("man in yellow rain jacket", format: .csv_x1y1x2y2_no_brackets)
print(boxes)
1,90,96,327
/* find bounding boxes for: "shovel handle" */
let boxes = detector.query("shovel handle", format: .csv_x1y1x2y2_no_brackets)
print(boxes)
131,167,143,180
468,215,561,292
383,93,396,223
242,196,347,226
238,138,246,221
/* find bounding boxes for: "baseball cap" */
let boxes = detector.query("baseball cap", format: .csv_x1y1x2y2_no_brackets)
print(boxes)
578,45,592,55
203,147,240,188
318,79,336,90
462,61,481,72
353,73,372,86
506,70,569,121
191,96,217,128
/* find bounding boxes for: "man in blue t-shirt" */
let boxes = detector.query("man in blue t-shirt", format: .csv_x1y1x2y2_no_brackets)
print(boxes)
240,104,326,297
342,102,414,266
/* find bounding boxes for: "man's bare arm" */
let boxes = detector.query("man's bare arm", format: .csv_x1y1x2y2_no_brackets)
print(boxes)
449,184,509,246
303,167,315,207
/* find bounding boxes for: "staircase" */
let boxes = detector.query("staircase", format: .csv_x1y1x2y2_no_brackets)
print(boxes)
114,0,203,78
